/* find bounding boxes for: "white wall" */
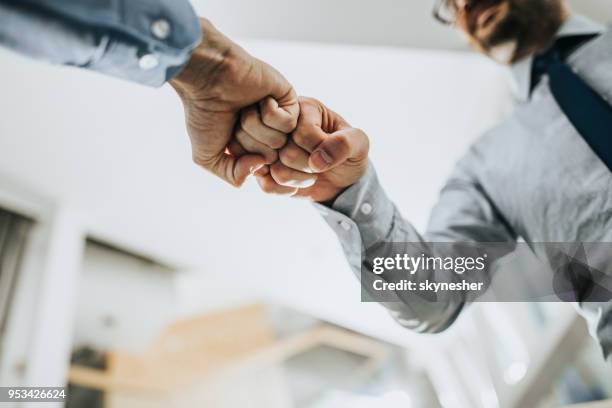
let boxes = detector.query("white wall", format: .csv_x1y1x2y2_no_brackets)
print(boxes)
72,243,178,353
0,39,513,348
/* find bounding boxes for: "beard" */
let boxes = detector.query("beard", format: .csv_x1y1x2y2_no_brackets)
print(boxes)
473,0,566,63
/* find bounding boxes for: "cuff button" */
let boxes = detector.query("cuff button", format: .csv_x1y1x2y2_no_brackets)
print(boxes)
139,54,160,70
339,220,352,231
152,19,172,40
360,203,373,215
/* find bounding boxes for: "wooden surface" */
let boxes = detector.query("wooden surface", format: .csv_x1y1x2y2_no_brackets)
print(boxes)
68,304,389,408
69,304,276,394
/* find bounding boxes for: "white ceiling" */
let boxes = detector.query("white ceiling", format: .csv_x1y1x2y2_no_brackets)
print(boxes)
193,0,612,50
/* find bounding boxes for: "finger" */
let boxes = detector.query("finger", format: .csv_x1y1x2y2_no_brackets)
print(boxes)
235,128,278,164
309,128,369,173
227,139,247,157
279,140,313,173
291,100,329,153
270,162,317,189
258,62,300,132
260,96,299,133
256,174,299,196
208,153,266,187
292,123,329,153
241,106,287,149
254,164,270,177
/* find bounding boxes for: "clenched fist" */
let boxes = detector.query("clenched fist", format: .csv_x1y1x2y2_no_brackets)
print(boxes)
171,18,299,187
236,97,369,203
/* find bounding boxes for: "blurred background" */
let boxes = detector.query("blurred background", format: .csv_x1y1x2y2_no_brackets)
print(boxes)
0,1,611,407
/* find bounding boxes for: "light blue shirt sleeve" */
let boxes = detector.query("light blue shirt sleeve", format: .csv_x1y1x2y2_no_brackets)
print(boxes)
314,160,518,333
0,0,201,86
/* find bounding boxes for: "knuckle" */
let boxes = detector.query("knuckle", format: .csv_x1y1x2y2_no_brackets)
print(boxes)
292,130,309,148
259,178,277,194
279,146,297,165
262,110,297,134
353,128,370,153
263,148,278,164
354,127,367,140
240,109,258,131
285,116,299,133
260,108,277,127
260,184,274,194
291,114,299,128
267,134,288,149
335,134,351,152
360,130,371,151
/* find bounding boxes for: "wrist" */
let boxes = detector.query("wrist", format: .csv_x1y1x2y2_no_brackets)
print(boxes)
315,167,369,205
170,18,234,97
317,188,348,207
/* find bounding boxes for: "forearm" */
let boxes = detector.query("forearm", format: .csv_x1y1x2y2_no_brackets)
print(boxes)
315,163,463,332
316,161,517,333
0,0,201,86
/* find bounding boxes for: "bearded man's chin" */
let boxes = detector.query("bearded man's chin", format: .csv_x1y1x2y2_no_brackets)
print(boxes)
488,40,519,64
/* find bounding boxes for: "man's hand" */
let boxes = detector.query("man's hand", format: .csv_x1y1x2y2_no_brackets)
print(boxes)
245,97,369,203
170,18,299,187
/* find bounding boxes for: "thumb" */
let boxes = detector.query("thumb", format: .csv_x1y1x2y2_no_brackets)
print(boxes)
214,154,267,187
308,128,369,173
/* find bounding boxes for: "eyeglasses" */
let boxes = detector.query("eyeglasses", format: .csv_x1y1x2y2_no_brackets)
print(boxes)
433,0,459,25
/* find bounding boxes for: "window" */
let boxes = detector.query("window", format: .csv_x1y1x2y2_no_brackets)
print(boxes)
0,208,33,356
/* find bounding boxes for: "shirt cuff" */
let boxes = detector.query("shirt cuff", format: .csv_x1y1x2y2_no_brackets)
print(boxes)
88,2,202,87
88,33,197,87
313,162,395,250
3,0,202,87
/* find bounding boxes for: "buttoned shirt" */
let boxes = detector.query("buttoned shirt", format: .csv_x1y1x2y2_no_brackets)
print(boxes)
317,16,612,360
0,0,201,86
